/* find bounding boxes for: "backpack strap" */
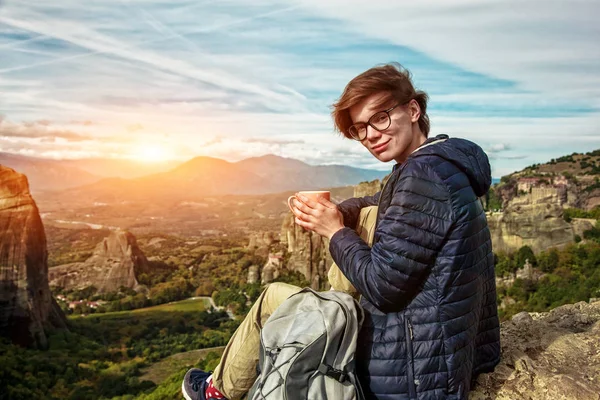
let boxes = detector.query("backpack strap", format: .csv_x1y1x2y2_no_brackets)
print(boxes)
318,363,347,383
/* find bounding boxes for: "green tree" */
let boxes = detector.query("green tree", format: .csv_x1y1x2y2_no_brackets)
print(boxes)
516,245,537,268
538,248,559,273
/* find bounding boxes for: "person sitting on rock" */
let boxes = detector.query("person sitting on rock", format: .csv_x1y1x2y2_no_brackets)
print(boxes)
182,62,501,400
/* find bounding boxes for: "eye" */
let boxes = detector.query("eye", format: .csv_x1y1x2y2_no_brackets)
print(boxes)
371,112,388,124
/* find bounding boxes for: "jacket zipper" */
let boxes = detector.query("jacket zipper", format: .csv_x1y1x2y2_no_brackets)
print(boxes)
405,318,417,399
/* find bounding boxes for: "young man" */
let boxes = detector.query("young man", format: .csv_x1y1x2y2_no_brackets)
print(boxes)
183,63,500,400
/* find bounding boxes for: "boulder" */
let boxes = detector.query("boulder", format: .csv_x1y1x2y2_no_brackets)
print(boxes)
471,300,600,399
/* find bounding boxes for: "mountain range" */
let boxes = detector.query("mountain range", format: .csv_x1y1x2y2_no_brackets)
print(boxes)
0,153,387,198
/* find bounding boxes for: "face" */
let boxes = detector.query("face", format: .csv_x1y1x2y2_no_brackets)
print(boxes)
348,92,426,164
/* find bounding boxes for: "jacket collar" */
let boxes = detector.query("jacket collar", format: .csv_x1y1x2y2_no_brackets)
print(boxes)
392,134,449,172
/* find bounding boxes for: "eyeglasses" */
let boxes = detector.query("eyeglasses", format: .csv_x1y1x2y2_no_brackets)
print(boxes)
347,104,401,141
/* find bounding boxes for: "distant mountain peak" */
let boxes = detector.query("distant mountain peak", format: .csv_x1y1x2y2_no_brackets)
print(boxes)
235,154,311,169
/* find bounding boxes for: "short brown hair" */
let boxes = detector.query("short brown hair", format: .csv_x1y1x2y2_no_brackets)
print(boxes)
332,62,430,138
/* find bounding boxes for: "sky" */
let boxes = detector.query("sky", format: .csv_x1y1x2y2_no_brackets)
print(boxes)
0,0,599,177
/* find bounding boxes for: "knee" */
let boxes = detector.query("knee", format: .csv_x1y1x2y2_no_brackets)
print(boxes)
262,282,302,305
265,282,300,295
266,282,293,292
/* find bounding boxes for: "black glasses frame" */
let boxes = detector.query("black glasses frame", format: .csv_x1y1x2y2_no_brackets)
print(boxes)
347,103,401,141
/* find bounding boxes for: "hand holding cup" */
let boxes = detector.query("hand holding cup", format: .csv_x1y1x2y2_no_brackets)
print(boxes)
287,190,344,240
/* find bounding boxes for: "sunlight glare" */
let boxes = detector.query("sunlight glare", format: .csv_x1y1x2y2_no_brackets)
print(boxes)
132,143,170,162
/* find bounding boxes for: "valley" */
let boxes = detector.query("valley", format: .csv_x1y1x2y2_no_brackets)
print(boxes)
1,148,599,399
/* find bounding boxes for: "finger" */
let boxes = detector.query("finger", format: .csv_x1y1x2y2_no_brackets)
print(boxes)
295,217,313,230
293,208,308,221
295,209,316,223
293,198,317,214
291,202,314,220
317,196,337,209
296,194,321,210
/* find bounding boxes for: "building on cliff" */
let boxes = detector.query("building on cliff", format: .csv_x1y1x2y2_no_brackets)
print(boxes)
0,165,67,348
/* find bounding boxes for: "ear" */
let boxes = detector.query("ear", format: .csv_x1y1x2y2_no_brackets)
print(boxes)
408,99,421,123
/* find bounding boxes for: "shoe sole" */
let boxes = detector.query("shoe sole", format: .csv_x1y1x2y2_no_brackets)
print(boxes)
182,380,194,400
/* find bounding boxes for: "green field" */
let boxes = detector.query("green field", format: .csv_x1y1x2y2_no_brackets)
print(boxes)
130,298,210,313
70,297,210,320
140,347,225,384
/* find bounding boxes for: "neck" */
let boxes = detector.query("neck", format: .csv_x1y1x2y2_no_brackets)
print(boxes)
394,129,427,164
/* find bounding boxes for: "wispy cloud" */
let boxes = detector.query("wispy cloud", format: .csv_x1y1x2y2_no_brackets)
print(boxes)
243,138,305,145
0,118,94,141
0,0,598,178
486,144,512,153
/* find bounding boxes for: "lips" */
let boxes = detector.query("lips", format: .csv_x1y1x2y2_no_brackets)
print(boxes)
372,140,390,152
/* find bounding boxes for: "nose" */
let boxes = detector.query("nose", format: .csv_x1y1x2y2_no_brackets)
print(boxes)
365,125,382,142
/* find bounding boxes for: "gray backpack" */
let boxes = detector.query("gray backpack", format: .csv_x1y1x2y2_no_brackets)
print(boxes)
248,288,365,400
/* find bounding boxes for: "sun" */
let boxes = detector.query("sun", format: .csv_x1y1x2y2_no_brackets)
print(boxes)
132,143,170,162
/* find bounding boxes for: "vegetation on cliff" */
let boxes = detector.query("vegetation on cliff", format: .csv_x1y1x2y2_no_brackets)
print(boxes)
496,241,600,320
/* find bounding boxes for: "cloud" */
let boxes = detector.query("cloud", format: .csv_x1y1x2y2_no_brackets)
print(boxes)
127,123,144,132
0,118,94,141
0,0,598,179
201,137,223,147
297,0,600,105
0,2,305,113
70,120,94,126
486,143,512,153
243,137,305,145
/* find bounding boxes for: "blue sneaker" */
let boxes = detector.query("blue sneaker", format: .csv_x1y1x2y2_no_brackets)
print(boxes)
182,368,211,400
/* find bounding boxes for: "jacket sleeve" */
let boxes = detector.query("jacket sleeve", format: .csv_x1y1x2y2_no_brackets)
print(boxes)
336,191,381,229
329,161,454,312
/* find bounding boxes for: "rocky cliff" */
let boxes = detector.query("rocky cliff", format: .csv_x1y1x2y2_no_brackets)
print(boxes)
353,179,382,198
0,166,66,348
487,202,574,254
280,213,332,289
471,300,600,399
48,229,150,293
247,231,276,259
487,187,598,253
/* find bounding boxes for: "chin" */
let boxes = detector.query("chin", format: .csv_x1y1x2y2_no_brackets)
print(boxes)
372,152,395,163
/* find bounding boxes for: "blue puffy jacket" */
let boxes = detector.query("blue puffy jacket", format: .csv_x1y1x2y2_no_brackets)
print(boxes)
330,135,500,399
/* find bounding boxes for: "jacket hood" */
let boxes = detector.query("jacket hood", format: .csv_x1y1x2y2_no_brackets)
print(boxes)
410,134,492,197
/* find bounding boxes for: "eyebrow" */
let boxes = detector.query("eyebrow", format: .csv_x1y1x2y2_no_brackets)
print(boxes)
352,100,395,125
